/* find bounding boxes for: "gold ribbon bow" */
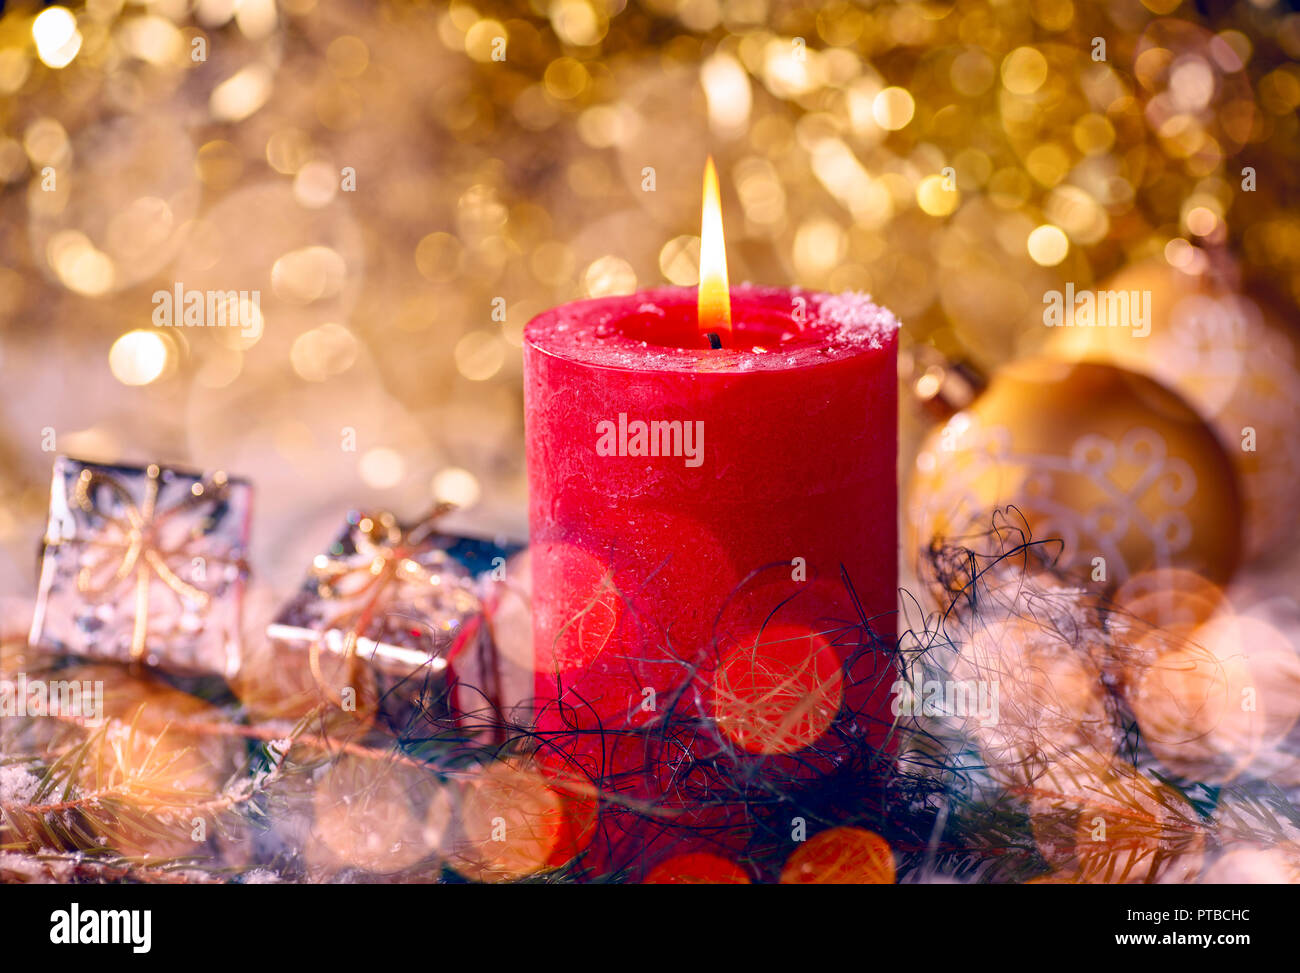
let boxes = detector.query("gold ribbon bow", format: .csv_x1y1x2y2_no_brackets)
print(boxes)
72,463,239,662
306,503,466,704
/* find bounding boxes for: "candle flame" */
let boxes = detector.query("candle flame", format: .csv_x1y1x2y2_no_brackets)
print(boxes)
698,155,731,338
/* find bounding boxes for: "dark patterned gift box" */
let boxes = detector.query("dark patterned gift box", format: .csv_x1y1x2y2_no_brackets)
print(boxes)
29,456,252,678
265,508,525,733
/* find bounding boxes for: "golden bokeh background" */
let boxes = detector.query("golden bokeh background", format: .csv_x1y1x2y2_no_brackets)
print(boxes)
1,0,1298,606
3,0,1300,884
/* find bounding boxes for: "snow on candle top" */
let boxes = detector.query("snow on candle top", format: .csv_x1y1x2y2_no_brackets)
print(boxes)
525,285,900,375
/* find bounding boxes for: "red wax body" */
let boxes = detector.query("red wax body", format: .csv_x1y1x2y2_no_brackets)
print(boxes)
523,285,899,870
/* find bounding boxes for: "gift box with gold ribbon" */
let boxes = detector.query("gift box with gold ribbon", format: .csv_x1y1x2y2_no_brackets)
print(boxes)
29,456,252,678
258,508,526,735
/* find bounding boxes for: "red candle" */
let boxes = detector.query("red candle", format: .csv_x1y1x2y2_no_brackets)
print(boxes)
523,163,899,872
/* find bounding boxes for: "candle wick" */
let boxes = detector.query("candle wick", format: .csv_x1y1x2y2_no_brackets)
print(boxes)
705,332,722,350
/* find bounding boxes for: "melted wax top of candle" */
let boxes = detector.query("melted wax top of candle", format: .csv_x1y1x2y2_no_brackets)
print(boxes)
525,285,900,374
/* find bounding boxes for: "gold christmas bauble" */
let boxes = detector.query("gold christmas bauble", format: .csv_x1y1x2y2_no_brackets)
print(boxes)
1045,257,1300,561
907,358,1242,594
